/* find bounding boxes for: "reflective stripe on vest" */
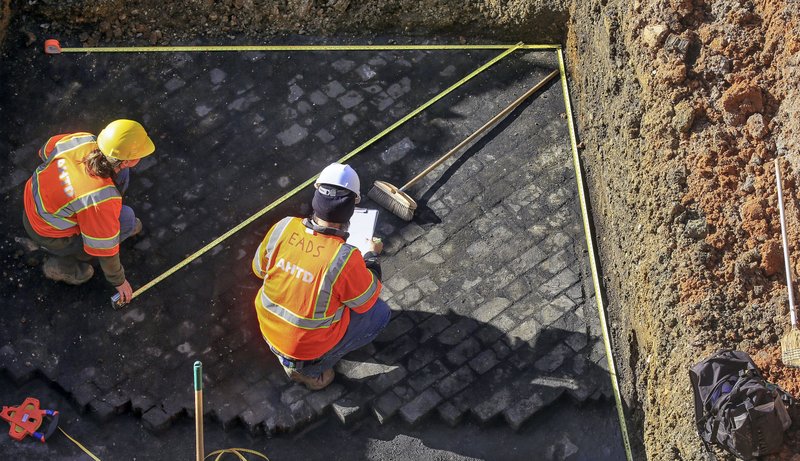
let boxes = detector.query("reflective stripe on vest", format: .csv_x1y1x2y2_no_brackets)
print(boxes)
82,232,120,250
55,185,120,218
42,134,96,165
30,171,77,230
260,291,345,330
343,270,379,308
265,217,292,268
314,245,356,318
39,137,52,162
252,242,265,275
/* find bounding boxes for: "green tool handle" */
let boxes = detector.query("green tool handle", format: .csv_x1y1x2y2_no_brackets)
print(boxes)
194,361,204,461
194,361,203,391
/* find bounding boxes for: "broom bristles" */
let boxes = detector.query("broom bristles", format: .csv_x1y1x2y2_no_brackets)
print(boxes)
368,180,417,221
781,329,800,367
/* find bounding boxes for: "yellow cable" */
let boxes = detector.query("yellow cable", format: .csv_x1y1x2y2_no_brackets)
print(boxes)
557,49,633,460
57,44,559,53
130,43,524,299
58,428,271,461
206,448,269,461
58,427,102,461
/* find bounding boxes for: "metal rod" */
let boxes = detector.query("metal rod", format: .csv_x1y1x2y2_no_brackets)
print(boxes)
194,361,204,461
775,158,797,328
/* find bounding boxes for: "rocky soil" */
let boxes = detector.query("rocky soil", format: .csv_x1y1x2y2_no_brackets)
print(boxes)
568,0,800,459
2,0,800,459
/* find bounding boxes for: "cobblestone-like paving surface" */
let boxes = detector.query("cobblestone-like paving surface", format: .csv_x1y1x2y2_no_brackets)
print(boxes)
0,37,621,449
0,373,624,460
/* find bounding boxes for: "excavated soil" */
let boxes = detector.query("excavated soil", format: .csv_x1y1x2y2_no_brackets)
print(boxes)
2,0,800,459
567,0,800,459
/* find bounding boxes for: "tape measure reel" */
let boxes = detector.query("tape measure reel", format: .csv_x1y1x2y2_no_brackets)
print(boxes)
44,39,62,54
1,397,59,442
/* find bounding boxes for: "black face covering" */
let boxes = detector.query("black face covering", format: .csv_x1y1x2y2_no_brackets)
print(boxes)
312,185,356,223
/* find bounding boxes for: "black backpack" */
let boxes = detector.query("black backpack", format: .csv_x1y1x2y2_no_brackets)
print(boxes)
689,350,793,460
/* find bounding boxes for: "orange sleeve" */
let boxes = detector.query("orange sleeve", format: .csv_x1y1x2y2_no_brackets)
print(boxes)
339,248,382,314
75,197,122,257
39,134,70,162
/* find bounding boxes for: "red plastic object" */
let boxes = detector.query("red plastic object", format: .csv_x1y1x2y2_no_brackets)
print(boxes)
1,397,59,442
44,39,62,54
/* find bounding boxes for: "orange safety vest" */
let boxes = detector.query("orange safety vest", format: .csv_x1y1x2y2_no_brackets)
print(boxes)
252,217,382,360
23,133,123,257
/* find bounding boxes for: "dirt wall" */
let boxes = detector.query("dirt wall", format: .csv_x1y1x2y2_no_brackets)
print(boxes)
3,0,800,459
567,0,800,458
3,0,567,46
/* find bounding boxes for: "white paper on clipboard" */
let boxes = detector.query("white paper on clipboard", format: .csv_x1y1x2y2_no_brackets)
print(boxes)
347,207,379,254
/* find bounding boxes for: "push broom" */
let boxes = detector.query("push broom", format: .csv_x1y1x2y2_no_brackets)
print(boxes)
368,69,559,221
775,158,800,367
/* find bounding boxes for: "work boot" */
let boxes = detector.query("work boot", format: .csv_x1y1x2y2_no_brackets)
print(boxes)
132,218,143,237
42,256,94,285
282,367,335,391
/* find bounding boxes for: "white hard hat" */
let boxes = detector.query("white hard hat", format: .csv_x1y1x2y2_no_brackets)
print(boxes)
315,163,361,200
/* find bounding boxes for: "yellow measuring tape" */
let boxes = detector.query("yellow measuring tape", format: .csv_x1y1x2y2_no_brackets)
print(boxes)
45,41,632,457
54,43,559,53
557,49,633,460
58,427,102,461
128,42,524,300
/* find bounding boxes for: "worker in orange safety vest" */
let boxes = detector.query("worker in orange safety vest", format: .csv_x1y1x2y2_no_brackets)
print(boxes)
22,119,155,304
252,163,391,390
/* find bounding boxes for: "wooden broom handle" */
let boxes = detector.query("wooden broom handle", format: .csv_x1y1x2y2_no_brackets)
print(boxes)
399,69,560,192
776,158,798,328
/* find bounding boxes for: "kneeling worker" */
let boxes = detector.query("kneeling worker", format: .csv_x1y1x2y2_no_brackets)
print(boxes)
22,120,155,304
252,163,390,390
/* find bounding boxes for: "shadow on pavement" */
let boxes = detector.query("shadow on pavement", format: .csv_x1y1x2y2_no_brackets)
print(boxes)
0,308,625,461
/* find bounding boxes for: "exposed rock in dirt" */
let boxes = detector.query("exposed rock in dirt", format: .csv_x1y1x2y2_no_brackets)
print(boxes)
2,0,800,459
0,0,10,46
568,0,800,458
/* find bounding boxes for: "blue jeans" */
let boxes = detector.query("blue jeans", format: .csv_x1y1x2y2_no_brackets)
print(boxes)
278,298,392,378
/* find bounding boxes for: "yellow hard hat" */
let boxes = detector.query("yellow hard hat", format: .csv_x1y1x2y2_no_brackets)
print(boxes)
97,119,155,161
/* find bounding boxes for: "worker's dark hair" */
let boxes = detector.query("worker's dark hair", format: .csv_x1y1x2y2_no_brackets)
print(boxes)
82,148,122,178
